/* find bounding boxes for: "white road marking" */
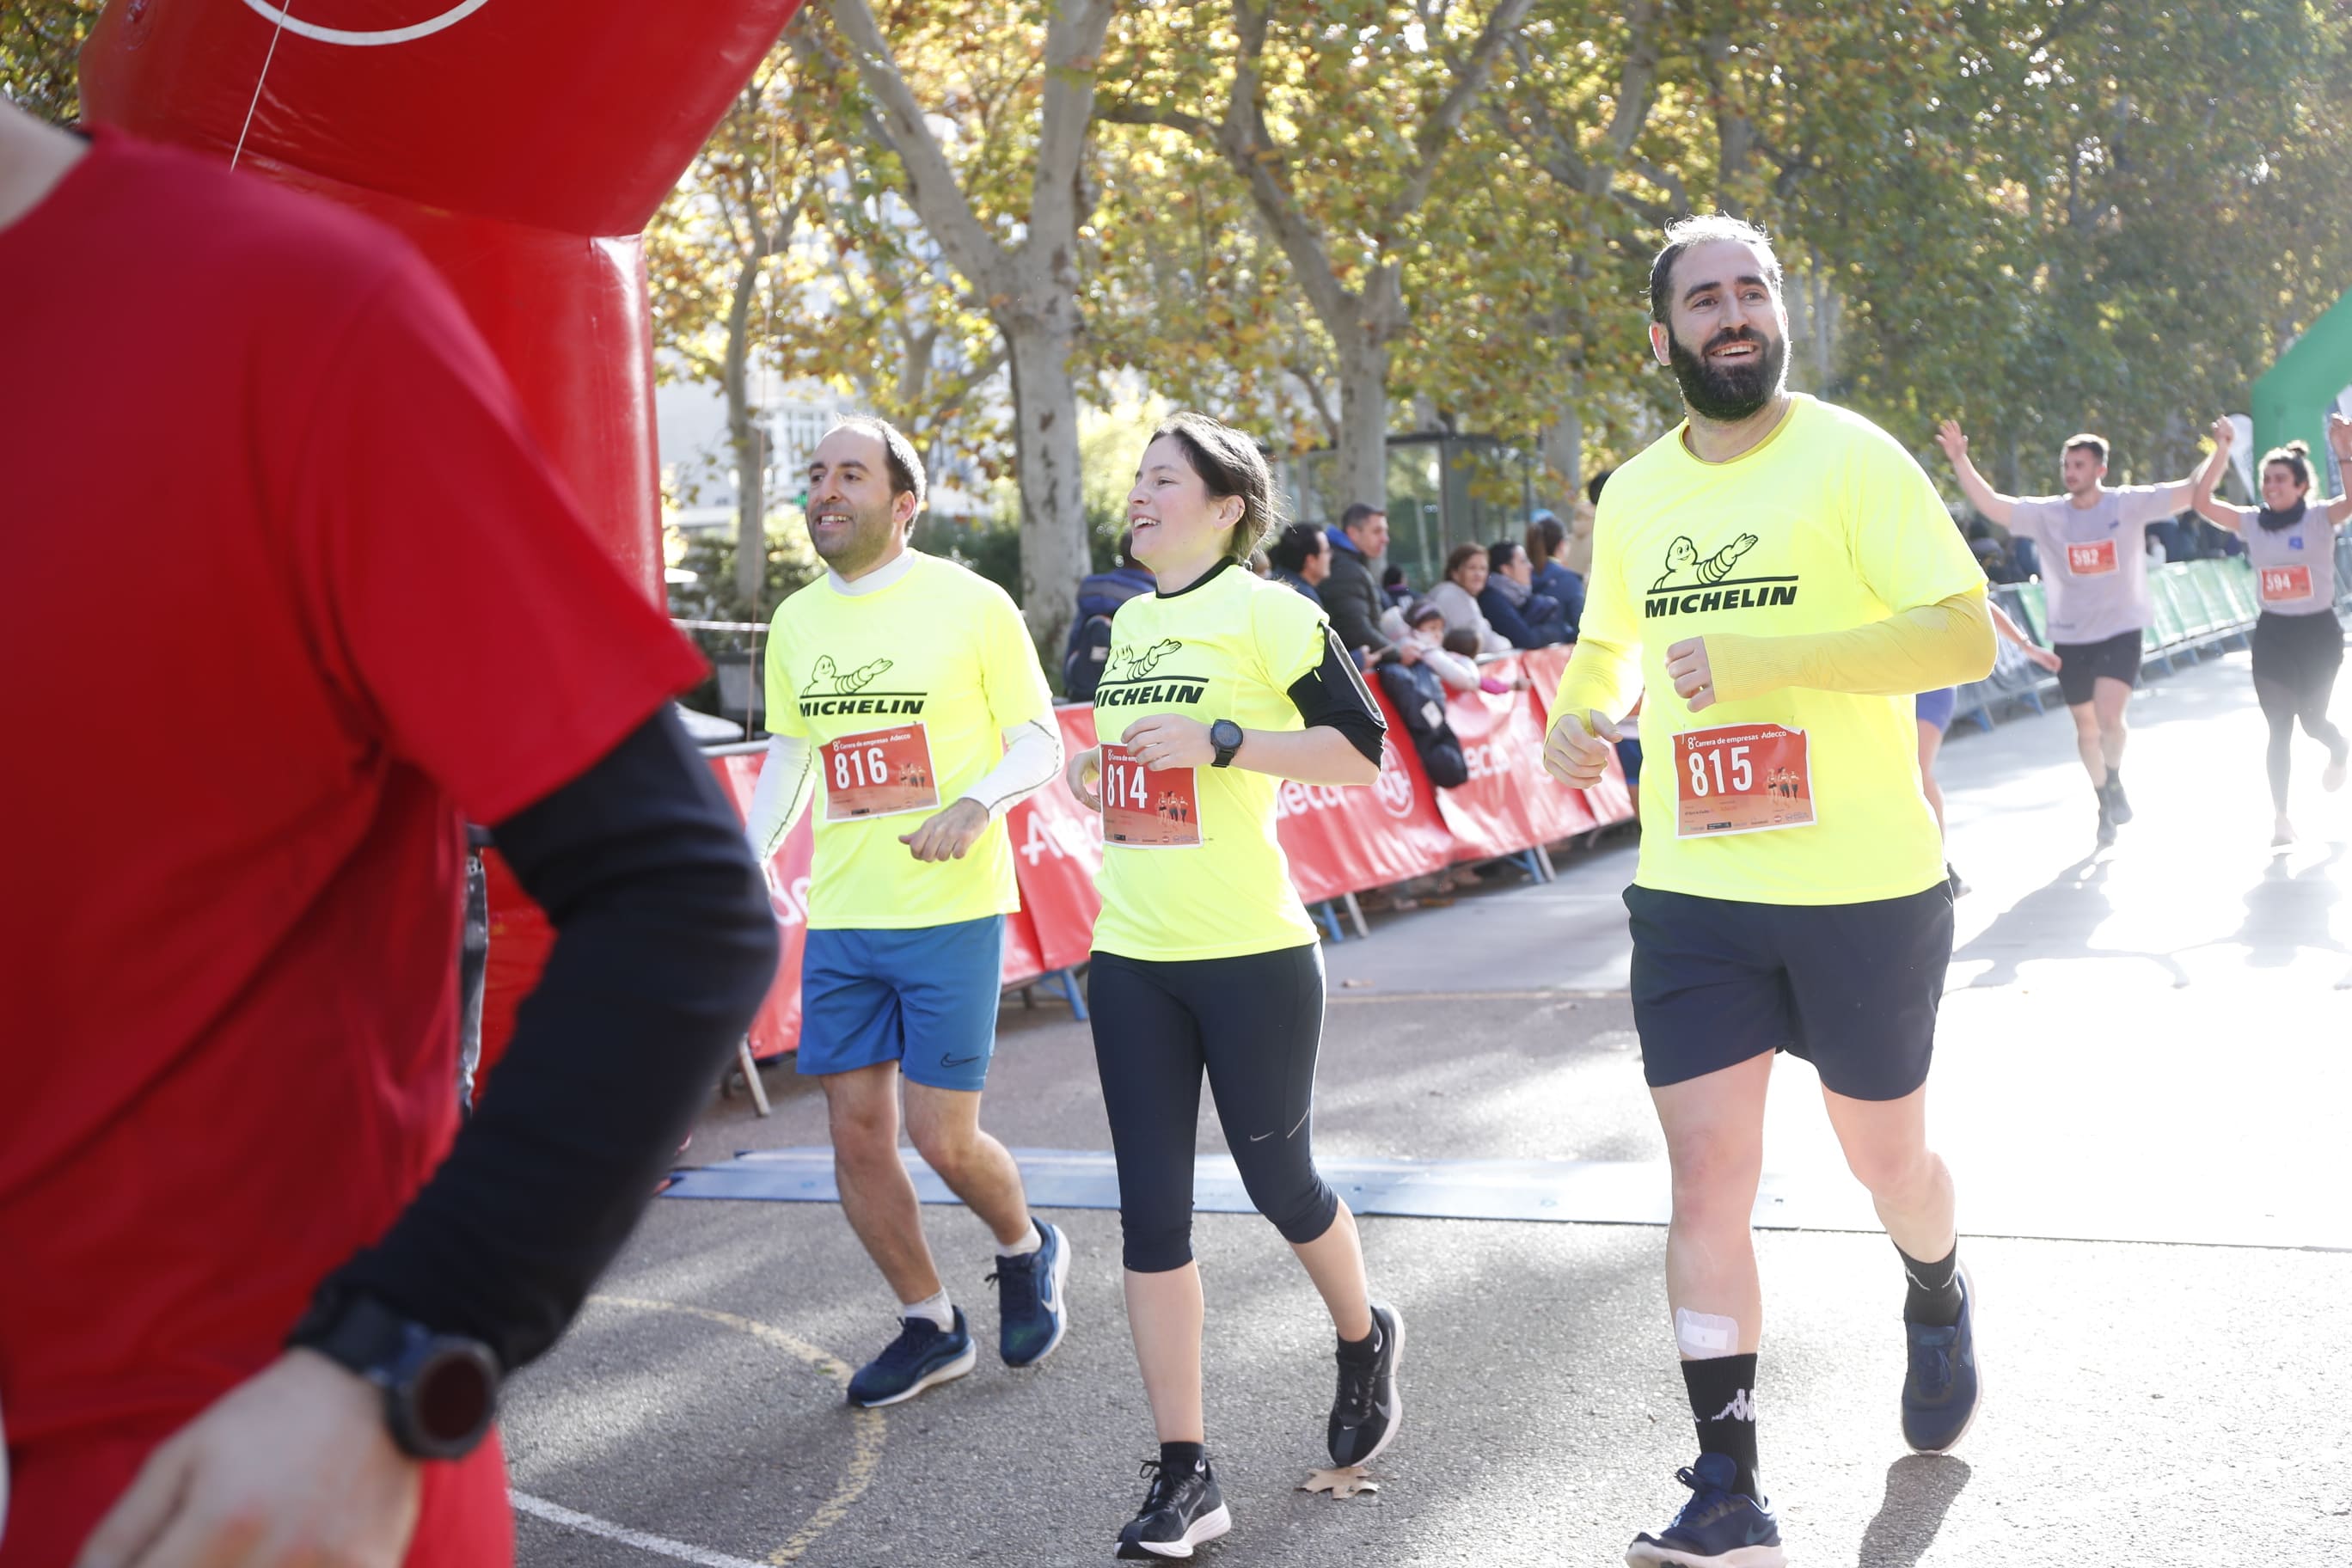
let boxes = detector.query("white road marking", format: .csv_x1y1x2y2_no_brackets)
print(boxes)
236,0,493,46
511,1492,772,1568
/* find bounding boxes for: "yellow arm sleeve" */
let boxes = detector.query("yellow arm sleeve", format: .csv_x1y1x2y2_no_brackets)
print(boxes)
1706,590,1994,703
1545,635,1642,732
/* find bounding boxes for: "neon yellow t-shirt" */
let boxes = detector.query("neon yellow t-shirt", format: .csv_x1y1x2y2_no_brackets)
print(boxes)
763,553,1052,930
1559,395,1986,905
1089,562,1328,961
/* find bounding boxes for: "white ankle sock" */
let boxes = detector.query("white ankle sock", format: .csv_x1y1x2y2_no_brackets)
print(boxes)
999,1221,1043,1257
902,1289,953,1330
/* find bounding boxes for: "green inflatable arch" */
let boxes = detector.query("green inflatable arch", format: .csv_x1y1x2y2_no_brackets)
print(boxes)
2252,290,2351,487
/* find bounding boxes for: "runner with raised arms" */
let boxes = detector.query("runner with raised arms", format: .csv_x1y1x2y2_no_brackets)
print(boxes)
1542,216,1996,1568
1063,413,1400,1561
2188,414,2352,846
745,416,1072,1408
1937,419,2204,845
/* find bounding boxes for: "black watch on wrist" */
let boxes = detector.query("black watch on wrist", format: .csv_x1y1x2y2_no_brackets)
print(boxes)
1209,719,1244,769
288,1290,499,1461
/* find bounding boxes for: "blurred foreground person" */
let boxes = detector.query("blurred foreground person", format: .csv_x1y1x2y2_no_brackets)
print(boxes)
0,107,778,1566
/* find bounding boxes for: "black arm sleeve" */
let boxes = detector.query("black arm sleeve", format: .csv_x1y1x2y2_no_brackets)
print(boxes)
1286,627,1388,767
318,707,780,1372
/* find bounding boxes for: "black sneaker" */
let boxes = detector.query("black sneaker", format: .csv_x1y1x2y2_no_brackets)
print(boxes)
1625,1452,1785,1567
2104,772,2133,824
2095,788,2116,847
1326,1302,1404,1467
1116,1455,1230,1560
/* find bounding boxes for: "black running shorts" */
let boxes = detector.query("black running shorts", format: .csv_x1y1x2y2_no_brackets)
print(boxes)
1624,880,1954,1102
2052,628,2143,706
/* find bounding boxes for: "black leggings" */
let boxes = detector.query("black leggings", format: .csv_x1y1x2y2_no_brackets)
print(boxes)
2251,610,2349,812
1088,944,1339,1272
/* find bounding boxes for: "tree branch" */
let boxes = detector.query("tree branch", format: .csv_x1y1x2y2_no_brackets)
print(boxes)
1390,0,1535,223
816,0,1012,298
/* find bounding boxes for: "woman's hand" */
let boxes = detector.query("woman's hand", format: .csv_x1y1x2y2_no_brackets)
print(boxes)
2211,414,2235,454
1119,714,1216,771
1065,744,1102,810
2024,645,2062,673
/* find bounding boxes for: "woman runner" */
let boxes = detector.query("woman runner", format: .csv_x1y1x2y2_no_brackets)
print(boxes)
1065,413,1401,1560
2190,414,2352,845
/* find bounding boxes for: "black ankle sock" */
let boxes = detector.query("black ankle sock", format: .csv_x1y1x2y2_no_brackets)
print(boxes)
1681,1354,1760,1498
1899,1240,1963,1326
1337,1320,1383,1361
1158,1441,1205,1478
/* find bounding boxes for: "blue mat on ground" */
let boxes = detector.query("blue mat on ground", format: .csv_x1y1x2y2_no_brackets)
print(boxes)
662,1148,2349,1251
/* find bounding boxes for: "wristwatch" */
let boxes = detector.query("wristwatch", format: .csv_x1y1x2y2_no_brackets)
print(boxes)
288,1289,499,1460
1210,719,1244,769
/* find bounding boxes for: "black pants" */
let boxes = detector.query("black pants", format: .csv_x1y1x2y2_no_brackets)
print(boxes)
1089,944,1339,1272
2251,610,2348,812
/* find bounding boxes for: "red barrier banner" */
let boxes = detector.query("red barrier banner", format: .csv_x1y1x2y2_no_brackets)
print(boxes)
1001,904,1048,988
1431,655,1559,858
1003,708,1106,973
1276,701,1455,902
705,752,815,1063
1520,646,1638,826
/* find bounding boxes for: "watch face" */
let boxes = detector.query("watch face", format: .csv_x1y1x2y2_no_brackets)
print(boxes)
1212,720,1242,750
416,1344,497,1446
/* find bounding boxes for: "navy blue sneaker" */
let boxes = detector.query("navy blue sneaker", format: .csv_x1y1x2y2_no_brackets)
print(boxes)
989,1219,1071,1369
1116,1455,1229,1560
845,1308,976,1408
1626,1453,1784,1568
1902,1264,1981,1452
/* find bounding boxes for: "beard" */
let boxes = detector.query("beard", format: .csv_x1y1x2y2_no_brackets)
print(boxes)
1666,325,1788,424
809,497,899,573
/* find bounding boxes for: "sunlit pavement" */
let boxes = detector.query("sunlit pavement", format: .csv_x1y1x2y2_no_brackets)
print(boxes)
505,647,2352,1567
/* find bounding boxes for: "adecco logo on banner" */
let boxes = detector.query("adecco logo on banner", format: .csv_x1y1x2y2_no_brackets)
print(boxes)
1273,735,1418,823
764,874,814,929
239,0,494,46
1019,810,1100,867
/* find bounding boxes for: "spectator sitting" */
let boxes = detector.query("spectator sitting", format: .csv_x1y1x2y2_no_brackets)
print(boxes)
1267,520,1332,601
1063,530,1155,701
1376,606,1470,788
1482,538,1571,648
1526,511,1585,636
1381,562,1414,609
1401,601,1479,692
1322,501,1404,666
1430,542,1514,653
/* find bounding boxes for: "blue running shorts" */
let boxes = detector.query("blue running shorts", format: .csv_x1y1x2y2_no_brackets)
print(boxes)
797,915,1007,1092
1914,686,1957,732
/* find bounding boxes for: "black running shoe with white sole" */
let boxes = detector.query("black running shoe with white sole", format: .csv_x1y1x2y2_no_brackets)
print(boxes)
1326,1301,1403,1467
1116,1455,1230,1560
1901,1265,1981,1453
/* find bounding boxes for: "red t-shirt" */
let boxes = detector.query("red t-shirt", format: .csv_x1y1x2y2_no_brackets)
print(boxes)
0,131,705,1565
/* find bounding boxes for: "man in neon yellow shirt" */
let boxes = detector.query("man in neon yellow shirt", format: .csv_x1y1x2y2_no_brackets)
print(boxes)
744,418,1069,1407
1541,217,1994,1568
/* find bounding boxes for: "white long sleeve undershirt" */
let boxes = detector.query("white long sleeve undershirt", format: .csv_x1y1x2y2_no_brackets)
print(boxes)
742,717,1064,864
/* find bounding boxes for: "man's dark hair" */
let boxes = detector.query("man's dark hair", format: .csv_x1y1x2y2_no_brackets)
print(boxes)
1585,468,1614,505
830,414,927,513
1340,501,1386,533
1648,214,1783,324
2062,432,2110,468
1150,411,1285,563
1268,521,1328,574
1486,539,1522,574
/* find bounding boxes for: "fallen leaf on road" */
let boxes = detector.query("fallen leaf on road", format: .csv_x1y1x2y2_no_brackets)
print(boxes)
1340,978,1371,989
1298,1467,1378,1498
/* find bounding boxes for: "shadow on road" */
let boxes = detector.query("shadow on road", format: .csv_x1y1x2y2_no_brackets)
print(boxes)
1857,1453,1970,1567
1951,854,2192,989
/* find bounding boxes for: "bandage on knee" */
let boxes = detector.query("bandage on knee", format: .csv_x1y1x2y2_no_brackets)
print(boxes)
1675,1308,1739,1357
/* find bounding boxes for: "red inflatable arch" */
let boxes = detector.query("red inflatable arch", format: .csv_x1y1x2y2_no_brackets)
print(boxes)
81,0,806,593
